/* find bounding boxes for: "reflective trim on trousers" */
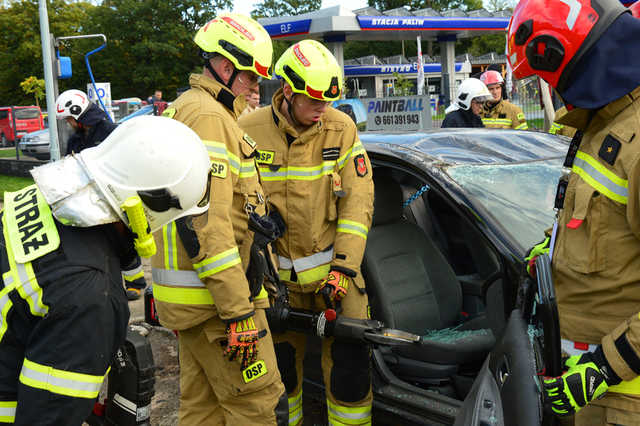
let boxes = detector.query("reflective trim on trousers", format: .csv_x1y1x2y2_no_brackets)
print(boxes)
193,248,241,279
19,358,108,399
327,399,372,426
572,151,629,204
0,401,16,423
288,389,303,425
336,219,368,240
515,122,528,130
560,338,640,395
122,263,144,281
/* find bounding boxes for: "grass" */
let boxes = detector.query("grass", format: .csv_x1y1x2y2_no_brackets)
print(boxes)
0,148,19,159
0,175,34,193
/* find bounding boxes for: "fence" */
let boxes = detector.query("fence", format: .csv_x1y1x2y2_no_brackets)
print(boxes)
431,76,544,130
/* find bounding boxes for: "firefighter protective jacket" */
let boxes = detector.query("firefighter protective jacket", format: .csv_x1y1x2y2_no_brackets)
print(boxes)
0,185,129,424
151,74,269,331
553,86,640,409
549,106,577,138
482,99,528,130
238,89,374,292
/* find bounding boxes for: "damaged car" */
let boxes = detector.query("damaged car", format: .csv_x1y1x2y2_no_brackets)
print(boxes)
299,128,569,426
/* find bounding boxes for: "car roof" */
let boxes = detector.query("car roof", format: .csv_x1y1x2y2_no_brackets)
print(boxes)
360,128,569,166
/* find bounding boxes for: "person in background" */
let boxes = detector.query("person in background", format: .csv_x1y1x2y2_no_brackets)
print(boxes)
480,70,528,130
0,115,211,425
441,78,492,128
147,90,163,105
55,89,149,300
511,0,640,423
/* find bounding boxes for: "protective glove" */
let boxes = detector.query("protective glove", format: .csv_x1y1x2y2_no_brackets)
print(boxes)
524,236,550,278
316,269,353,302
543,347,621,416
224,315,260,370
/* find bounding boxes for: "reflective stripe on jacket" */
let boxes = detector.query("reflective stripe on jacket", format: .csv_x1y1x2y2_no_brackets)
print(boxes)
482,99,528,130
239,89,374,291
152,74,269,330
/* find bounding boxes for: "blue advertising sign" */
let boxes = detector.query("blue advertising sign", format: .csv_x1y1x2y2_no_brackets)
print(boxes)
357,16,509,31
263,19,312,38
344,63,464,76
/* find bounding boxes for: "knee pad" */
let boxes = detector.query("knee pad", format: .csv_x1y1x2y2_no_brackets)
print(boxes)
274,342,297,394
330,341,371,402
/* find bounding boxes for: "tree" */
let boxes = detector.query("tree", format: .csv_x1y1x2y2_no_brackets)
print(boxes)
20,76,45,106
0,0,92,106
391,72,414,96
252,0,321,18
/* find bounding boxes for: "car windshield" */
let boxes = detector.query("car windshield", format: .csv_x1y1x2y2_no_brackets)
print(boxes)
15,108,40,120
447,158,564,249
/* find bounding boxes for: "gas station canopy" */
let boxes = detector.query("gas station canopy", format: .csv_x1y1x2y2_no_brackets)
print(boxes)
258,6,511,106
258,5,511,42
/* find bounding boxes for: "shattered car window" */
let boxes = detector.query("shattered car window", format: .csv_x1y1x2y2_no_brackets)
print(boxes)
447,158,563,249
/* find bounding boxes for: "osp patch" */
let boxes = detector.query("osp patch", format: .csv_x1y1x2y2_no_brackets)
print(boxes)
256,150,275,164
242,360,267,383
210,161,227,178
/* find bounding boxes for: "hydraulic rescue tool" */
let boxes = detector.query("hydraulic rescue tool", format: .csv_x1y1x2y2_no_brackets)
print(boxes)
246,209,421,346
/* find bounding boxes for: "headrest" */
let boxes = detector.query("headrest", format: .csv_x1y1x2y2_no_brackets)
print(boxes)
372,172,404,226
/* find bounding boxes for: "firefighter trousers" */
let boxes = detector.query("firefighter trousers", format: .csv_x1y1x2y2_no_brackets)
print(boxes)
273,289,373,426
177,309,286,425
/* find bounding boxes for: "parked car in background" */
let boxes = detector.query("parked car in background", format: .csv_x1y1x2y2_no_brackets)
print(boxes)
18,104,155,161
0,106,45,146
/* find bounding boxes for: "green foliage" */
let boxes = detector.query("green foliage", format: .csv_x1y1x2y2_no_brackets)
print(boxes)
368,0,482,12
20,76,45,106
252,0,321,18
391,72,414,96
0,0,231,106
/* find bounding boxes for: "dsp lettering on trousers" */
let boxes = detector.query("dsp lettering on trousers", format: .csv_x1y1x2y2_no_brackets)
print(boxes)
242,360,267,383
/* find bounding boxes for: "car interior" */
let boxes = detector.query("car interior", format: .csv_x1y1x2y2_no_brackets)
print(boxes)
361,164,509,401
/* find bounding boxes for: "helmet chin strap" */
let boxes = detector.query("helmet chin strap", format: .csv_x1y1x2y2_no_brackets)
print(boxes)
283,92,302,128
205,57,239,90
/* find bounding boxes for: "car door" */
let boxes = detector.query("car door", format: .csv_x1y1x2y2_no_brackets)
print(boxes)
455,254,561,426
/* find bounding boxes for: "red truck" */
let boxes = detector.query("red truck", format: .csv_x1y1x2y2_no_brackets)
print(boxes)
0,106,45,147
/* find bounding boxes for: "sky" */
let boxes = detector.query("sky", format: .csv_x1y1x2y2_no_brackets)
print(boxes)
231,0,369,16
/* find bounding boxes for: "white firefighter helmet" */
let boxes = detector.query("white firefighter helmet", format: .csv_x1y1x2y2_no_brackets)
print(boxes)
446,78,493,113
79,115,211,232
56,89,91,120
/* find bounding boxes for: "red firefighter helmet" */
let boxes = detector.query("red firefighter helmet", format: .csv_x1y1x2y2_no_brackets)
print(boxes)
630,1,640,17
507,0,627,92
480,70,504,86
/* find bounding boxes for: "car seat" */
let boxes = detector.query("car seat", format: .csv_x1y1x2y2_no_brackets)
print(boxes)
362,172,495,384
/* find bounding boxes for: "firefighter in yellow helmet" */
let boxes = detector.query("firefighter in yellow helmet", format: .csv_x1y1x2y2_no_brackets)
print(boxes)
480,70,529,130
152,13,287,425
239,40,374,426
